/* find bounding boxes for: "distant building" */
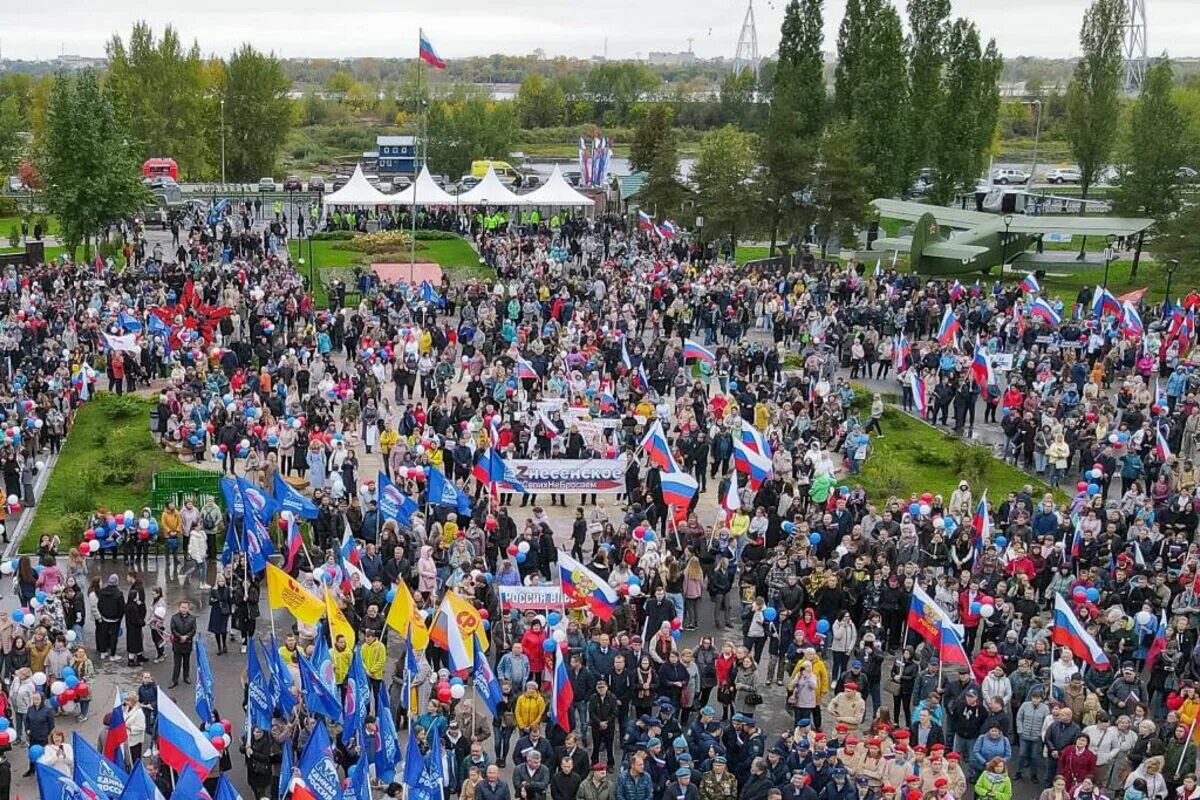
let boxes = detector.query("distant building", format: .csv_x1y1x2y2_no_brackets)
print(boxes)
374,135,416,175
647,51,697,67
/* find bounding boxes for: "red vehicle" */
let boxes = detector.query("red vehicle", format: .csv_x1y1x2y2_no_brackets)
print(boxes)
142,158,179,181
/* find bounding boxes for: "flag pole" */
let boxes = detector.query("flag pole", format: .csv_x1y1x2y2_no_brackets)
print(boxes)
409,32,423,284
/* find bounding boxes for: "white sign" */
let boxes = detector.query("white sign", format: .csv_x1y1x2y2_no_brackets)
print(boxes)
498,585,569,609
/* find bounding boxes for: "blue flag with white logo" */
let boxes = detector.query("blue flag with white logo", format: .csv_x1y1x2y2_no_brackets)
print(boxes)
377,471,419,525
237,476,279,523
215,776,244,800
73,732,127,800
298,721,342,800
427,467,471,515
374,678,401,783
273,472,319,519
278,740,294,800
266,633,297,716
299,653,343,724
247,640,272,731
194,638,216,726
404,714,446,800
473,633,502,716
341,648,371,745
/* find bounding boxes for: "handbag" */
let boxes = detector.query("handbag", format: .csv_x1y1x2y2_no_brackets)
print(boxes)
744,690,764,706
717,684,736,705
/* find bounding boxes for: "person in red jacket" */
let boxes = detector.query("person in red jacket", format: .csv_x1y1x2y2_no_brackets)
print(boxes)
971,642,1004,684
520,620,549,686
1057,733,1097,793
958,581,983,652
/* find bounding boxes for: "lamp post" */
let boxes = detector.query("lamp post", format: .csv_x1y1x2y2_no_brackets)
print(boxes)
1027,99,1043,185
1166,259,1180,303
1002,213,1013,282
1102,234,1116,289
220,98,226,187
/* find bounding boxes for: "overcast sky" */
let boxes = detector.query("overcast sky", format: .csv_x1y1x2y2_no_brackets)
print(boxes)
2,0,1196,63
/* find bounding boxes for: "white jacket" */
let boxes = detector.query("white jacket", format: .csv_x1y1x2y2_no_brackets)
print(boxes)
981,674,1012,707
124,704,146,748
1083,723,1126,766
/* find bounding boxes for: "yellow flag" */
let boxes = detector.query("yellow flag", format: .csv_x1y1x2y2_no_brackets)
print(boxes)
430,589,489,657
323,586,356,650
265,564,325,625
386,581,430,651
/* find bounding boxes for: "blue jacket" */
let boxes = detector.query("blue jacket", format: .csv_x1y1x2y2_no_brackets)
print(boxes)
971,732,1012,767
616,771,653,800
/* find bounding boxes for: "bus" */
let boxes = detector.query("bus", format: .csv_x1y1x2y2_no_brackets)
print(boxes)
142,158,179,181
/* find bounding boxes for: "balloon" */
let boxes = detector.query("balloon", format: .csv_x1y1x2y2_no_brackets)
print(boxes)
450,684,466,700
629,584,642,597
83,529,95,541
979,604,995,619
543,639,557,653
88,540,99,553
449,677,464,687
671,629,682,640
920,492,934,504
507,545,518,557
78,543,89,556
670,618,682,630
1077,482,1088,492
782,521,795,534
0,717,10,731
0,731,9,747
76,683,89,698
61,689,76,703
208,723,225,738
1073,587,1088,600
29,745,43,762
32,672,46,686
994,536,1008,548
643,531,655,542
516,552,527,564
65,675,78,687
437,686,452,703
50,680,65,696
552,630,567,643
60,701,77,715
919,504,931,516
763,607,778,622
808,533,821,546
970,602,982,615
816,620,830,634
1087,484,1100,496
386,588,397,603
628,575,642,587
909,503,920,516
518,541,530,554
547,612,562,626
9,611,20,624
1086,588,1100,603
1135,610,1154,627
211,736,226,751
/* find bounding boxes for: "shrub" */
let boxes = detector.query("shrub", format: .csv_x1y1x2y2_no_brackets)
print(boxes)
0,196,19,216
57,513,88,543
62,477,100,515
414,229,458,240
6,225,18,248
312,230,356,241
98,450,137,486
949,444,995,487
100,394,145,421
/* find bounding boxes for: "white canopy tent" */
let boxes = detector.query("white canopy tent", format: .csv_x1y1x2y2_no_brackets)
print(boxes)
456,166,525,206
322,164,390,207
391,166,457,206
521,165,595,207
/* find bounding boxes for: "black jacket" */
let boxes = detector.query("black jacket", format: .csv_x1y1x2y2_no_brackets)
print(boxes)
170,611,197,654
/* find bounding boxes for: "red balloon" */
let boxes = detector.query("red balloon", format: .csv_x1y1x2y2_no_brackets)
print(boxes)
1077,482,1088,492
76,683,89,698
78,543,89,556
84,528,96,540
211,735,226,751
60,689,76,703
920,492,934,504
670,619,682,630
479,609,489,620
0,731,9,746
222,719,232,734
139,530,150,541
507,545,519,557
437,686,452,703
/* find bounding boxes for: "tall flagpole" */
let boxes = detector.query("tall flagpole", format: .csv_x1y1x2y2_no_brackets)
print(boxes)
410,34,423,284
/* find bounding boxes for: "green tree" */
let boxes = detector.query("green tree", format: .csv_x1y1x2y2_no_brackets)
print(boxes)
691,125,757,256
928,22,1003,203
718,68,758,126
0,96,22,177
812,121,874,257
39,71,147,255
219,45,294,181
834,0,869,118
1156,201,1200,275
515,74,566,128
906,0,951,176
639,134,687,220
1065,0,1127,198
851,4,910,196
426,92,517,182
630,104,676,173
584,62,660,125
760,0,827,251
106,22,212,179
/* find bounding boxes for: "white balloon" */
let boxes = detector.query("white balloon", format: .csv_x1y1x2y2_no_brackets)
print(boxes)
450,684,466,700
60,701,77,715
139,519,150,530
50,680,65,696
154,606,167,619
5,495,15,505
0,562,12,575
32,672,46,686
29,597,40,609
88,540,99,553
628,584,642,597
978,604,995,619
517,541,530,554
65,630,77,643
1135,610,1154,627
552,629,567,643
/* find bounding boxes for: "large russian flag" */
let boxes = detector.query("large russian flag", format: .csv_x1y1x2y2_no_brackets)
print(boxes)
970,346,994,387
723,469,741,520
939,619,972,669
1156,426,1172,462
971,491,990,555
682,339,717,367
1029,297,1062,327
1051,594,1111,670
910,372,928,418
1092,286,1123,320
639,420,680,473
733,434,773,489
936,307,960,345
660,471,698,508
907,583,953,645
155,687,219,777
1147,609,1168,669
103,690,127,762
418,29,446,69
1019,273,1040,294
516,356,539,381
550,646,573,732
558,551,618,621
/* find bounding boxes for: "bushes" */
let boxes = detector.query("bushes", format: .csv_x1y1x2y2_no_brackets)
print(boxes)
415,229,457,240
312,230,356,241
332,230,412,254
6,225,17,248
100,394,145,421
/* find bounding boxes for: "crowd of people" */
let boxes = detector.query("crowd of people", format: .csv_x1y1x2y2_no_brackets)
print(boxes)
1,193,1199,800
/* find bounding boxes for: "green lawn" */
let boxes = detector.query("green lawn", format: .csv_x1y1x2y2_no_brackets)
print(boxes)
1035,258,1183,306
24,394,205,551
850,407,1061,505
735,246,771,264
0,215,59,240
0,245,67,261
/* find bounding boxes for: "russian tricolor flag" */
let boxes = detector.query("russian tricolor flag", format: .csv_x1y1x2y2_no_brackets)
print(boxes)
1121,302,1144,336
155,687,219,778
733,428,774,489
936,307,960,345
910,372,928,418
103,690,127,762
660,470,698,508
1029,296,1061,327
971,491,990,555
1147,609,1169,669
418,29,446,69
723,469,741,520
550,646,573,733
1092,286,1123,320
948,281,964,301
1051,594,1110,670
658,221,678,240
683,339,717,367
895,335,912,371
637,210,656,232
640,420,680,473
1019,273,1040,294
558,551,619,621
970,345,994,387
1156,425,1172,462
516,356,539,381
938,619,972,671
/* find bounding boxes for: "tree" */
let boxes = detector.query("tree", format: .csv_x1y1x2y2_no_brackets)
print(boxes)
906,0,952,176
812,121,874,256
39,71,148,256
850,3,910,196
718,68,758,126
630,104,676,173
928,22,1003,203
1117,60,1188,275
426,92,518,182
691,125,757,256
515,74,565,128
0,96,22,177
106,23,213,179
1156,201,1200,274
834,0,869,118
584,62,660,125
639,134,687,220
1065,0,1127,198
219,45,293,182
760,0,827,251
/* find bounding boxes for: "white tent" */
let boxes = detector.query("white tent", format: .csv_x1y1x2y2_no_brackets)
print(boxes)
521,165,595,207
322,164,390,207
456,166,525,206
391,166,457,206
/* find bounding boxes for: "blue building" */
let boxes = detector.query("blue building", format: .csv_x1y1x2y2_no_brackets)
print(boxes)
375,135,416,175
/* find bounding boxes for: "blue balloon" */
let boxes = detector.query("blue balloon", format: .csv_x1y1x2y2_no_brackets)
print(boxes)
994,536,1008,548
782,521,795,534
816,620,830,634
48,696,58,709
808,533,821,546
10,611,20,624
644,531,655,542
34,591,46,603
547,612,562,626
628,575,642,587
450,677,464,687
61,666,75,678
763,607,778,622
0,718,9,731
386,588,397,603
542,639,557,653
729,381,739,391
516,552,527,564
33,564,42,575
1086,588,1100,603
1087,484,1100,496
485,573,494,584
970,602,982,614
149,520,159,534
909,503,921,516
65,676,79,688
208,723,225,739
670,629,682,640
29,745,43,762
1084,470,1094,481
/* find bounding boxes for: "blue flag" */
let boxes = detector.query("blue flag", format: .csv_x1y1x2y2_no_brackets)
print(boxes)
237,476,279,523
404,715,446,800
38,763,88,800
214,776,244,800
219,477,245,519
247,640,272,731
73,732,128,800
299,652,343,723
472,633,502,716
194,638,216,726
118,311,143,332
427,467,471,515
278,740,294,800
219,521,242,566
310,622,337,691
120,761,167,800
377,471,418,525
267,634,297,716
403,634,420,716
170,767,212,800
273,472,320,519
341,648,371,746
243,513,270,574
374,678,401,783
298,721,342,800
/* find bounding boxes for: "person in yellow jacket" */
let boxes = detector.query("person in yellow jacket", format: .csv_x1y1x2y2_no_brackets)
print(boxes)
753,402,770,432
332,634,353,684
1176,689,1200,744
514,680,546,731
360,629,387,682
379,424,399,468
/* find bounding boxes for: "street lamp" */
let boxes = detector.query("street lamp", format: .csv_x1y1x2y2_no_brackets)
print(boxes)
1026,99,1043,184
220,98,226,187
1102,234,1117,289
1166,259,1180,303
1002,213,1013,282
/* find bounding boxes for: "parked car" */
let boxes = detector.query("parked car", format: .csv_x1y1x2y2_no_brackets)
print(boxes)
429,174,448,188
6,176,22,193
458,175,481,191
991,167,1030,185
392,175,413,189
1046,167,1082,184
1178,166,1198,181
282,175,303,191
257,177,277,192
307,175,325,191
563,171,582,187
331,174,350,190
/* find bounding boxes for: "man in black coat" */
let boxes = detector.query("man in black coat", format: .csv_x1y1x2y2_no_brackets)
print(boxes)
169,601,197,687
